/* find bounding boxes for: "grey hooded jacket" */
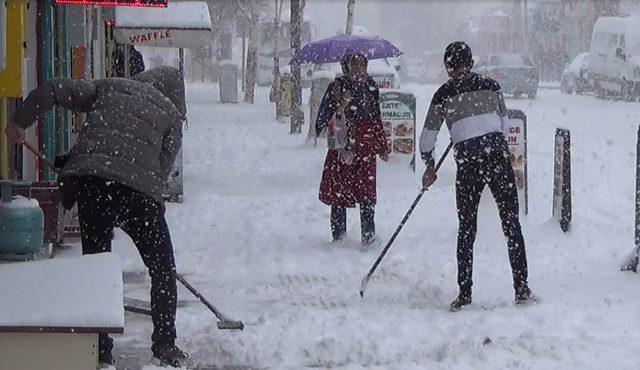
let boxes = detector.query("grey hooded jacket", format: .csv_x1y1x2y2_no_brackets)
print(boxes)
13,66,186,204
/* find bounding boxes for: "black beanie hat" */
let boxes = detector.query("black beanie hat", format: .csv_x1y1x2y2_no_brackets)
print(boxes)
444,41,473,69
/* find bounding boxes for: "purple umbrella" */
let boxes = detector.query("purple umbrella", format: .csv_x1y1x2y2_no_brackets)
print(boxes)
290,34,402,65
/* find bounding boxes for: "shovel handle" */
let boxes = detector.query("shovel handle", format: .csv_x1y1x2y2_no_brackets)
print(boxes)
22,140,59,174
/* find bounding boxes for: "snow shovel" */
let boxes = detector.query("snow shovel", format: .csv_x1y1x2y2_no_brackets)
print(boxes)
360,142,453,298
621,246,639,273
176,274,244,330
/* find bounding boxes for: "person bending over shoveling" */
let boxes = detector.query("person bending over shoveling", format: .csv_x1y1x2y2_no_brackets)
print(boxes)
420,42,538,312
6,66,189,367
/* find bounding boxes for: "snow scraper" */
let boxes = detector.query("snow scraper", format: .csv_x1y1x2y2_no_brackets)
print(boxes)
176,274,244,330
360,142,453,298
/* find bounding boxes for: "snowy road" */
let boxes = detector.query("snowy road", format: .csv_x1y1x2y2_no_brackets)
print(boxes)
110,85,640,369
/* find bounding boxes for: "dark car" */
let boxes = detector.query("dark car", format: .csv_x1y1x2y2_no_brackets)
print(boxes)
561,52,590,94
473,53,539,99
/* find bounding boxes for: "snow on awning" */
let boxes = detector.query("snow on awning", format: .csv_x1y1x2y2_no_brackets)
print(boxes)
114,1,212,48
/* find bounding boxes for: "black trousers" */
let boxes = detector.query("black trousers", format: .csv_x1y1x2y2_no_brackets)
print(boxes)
330,199,375,241
75,176,177,356
454,134,528,296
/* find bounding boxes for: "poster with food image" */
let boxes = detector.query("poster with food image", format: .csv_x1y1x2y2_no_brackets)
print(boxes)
379,91,417,171
393,138,414,154
504,110,528,215
382,121,393,137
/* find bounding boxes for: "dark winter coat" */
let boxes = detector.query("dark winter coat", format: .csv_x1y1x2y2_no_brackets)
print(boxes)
318,75,387,207
12,66,186,204
419,71,508,167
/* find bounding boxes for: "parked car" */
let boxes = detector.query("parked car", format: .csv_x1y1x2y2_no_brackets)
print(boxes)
310,58,402,89
473,53,539,99
588,16,640,100
399,57,428,84
561,52,591,94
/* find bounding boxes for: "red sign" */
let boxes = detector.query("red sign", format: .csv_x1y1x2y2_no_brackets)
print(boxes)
128,29,171,44
54,0,168,7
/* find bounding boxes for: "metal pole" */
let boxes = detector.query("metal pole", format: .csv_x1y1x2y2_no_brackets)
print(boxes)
0,99,8,179
523,0,528,55
124,45,130,78
179,47,185,75
83,6,93,79
241,35,245,92
96,6,104,79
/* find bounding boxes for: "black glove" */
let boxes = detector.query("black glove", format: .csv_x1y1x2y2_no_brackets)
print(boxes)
58,176,78,211
54,154,69,169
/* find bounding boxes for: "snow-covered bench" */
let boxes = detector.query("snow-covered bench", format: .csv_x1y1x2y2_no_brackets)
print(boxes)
0,253,124,370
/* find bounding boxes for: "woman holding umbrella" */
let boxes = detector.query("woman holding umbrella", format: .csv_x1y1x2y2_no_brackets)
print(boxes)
316,53,388,249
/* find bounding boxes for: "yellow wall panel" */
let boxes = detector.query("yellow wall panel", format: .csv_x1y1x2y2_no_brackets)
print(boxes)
0,0,27,98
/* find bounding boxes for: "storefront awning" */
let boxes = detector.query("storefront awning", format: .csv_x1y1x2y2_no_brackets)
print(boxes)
114,1,212,48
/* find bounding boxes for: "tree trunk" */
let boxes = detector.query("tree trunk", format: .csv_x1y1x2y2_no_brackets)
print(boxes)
290,0,304,133
271,0,285,119
346,0,356,35
244,0,258,104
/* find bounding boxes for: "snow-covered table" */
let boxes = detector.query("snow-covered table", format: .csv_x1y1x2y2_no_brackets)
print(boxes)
0,253,124,370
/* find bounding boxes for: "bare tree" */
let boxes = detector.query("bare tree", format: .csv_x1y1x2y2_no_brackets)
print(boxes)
346,0,356,35
290,0,305,133
270,0,285,118
241,0,259,104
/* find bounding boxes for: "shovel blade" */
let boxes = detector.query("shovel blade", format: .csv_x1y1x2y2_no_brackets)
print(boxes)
359,275,370,298
217,320,244,330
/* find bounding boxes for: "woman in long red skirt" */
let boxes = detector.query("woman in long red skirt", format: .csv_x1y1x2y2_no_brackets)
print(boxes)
316,53,388,248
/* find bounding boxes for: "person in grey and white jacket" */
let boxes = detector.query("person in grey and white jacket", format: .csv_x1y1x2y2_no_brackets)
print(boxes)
6,66,189,367
420,42,537,312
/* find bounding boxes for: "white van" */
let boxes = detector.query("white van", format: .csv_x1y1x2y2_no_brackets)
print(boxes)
588,16,640,99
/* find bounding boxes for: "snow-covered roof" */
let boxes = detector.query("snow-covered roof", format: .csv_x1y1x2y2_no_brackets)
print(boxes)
116,1,212,30
0,253,124,331
594,16,640,35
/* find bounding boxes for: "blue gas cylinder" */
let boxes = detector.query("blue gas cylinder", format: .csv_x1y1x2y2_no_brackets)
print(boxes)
0,181,44,260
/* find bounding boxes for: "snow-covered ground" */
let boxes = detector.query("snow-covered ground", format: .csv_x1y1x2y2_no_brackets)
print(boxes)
108,84,640,369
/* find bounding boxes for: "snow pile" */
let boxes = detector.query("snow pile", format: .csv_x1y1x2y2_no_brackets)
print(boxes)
1,195,39,209
0,253,124,329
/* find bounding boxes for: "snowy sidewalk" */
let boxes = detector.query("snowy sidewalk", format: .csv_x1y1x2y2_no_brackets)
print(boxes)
107,84,640,369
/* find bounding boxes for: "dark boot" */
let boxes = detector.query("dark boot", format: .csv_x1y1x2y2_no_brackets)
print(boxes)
98,334,114,366
330,206,347,242
153,344,189,368
449,291,472,312
360,199,376,247
515,285,540,306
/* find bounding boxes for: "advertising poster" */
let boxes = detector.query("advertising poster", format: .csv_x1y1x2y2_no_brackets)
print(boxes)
505,110,528,214
379,91,416,171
